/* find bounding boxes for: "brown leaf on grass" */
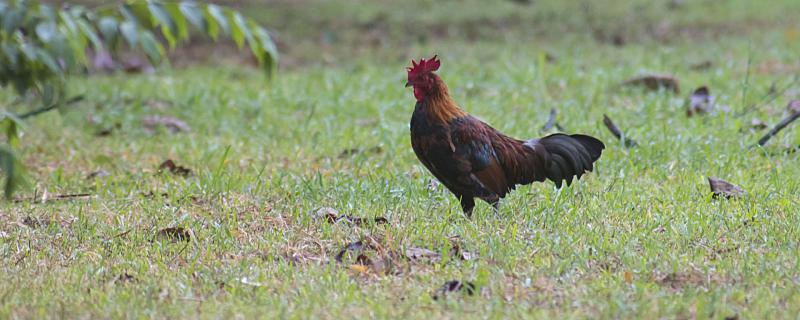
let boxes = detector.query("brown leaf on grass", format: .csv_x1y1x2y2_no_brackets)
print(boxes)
22,216,43,228
405,247,441,262
654,269,723,290
158,160,192,177
689,60,712,71
652,226,666,233
686,86,714,117
603,114,638,147
317,207,388,226
432,280,476,300
156,227,191,242
448,235,476,261
338,146,383,159
116,273,136,283
708,177,746,199
142,116,190,134
86,170,110,180
334,241,367,263
621,74,680,93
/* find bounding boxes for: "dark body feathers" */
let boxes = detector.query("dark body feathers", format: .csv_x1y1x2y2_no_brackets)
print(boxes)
410,100,604,216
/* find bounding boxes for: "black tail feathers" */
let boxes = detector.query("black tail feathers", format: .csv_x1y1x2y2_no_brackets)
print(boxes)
539,134,604,188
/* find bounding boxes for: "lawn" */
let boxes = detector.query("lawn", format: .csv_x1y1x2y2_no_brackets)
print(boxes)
2,0,800,318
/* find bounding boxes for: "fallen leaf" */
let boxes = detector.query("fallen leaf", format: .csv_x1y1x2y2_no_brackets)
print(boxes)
22,216,43,228
686,86,714,117
315,207,339,222
156,227,191,242
116,273,136,283
334,241,366,263
689,60,712,71
405,247,441,262
86,169,110,180
652,226,666,233
603,114,638,147
348,264,369,273
142,116,190,134
448,235,476,261
621,74,679,93
158,160,192,177
318,207,388,226
338,146,383,158
432,280,476,300
623,271,633,284
708,177,746,199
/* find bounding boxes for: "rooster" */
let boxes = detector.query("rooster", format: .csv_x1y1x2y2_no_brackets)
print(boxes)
406,55,604,217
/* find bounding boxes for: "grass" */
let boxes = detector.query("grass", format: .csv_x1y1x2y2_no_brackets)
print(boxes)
3,0,800,318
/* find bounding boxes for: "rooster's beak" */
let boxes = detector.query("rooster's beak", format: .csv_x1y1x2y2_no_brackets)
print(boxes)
404,81,411,88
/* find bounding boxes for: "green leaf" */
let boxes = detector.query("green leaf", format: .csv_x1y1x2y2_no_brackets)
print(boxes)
138,31,164,64
227,11,246,49
35,21,58,43
1,43,19,67
202,5,219,40
98,17,119,46
179,2,205,32
76,18,103,51
206,4,229,35
164,2,189,41
119,20,138,48
35,47,60,73
147,1,176,48
0,144,20,199
2,8,24,34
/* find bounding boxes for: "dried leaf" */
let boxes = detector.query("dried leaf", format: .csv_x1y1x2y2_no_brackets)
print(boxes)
348,264,369,273
116,273,136,283
448,235,476,261
623,271,633,284
334,241,366,263
22,216,43,228
156,227,191,242
689,60,712,71
652,226,666,233
318,207,387,226
158,160,192,177
86,169,110,180
621,74,679,93
686,86,714,117
142,116,191,134
603,114,638,147
432,280,476,300
708,177,746,199
405,247,441,262
338,146,383,158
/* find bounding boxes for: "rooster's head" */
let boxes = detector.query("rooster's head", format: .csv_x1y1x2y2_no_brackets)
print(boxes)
406,55,441,101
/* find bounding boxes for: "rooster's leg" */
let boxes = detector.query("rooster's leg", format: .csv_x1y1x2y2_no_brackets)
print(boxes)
460,197,475,218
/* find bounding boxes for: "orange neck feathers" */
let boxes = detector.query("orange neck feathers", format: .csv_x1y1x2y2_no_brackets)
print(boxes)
421,76,467,123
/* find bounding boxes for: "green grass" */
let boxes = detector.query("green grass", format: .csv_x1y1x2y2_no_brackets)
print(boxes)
3,0,800,318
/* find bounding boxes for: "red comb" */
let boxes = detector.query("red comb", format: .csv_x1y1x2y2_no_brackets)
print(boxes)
407,55,440,80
